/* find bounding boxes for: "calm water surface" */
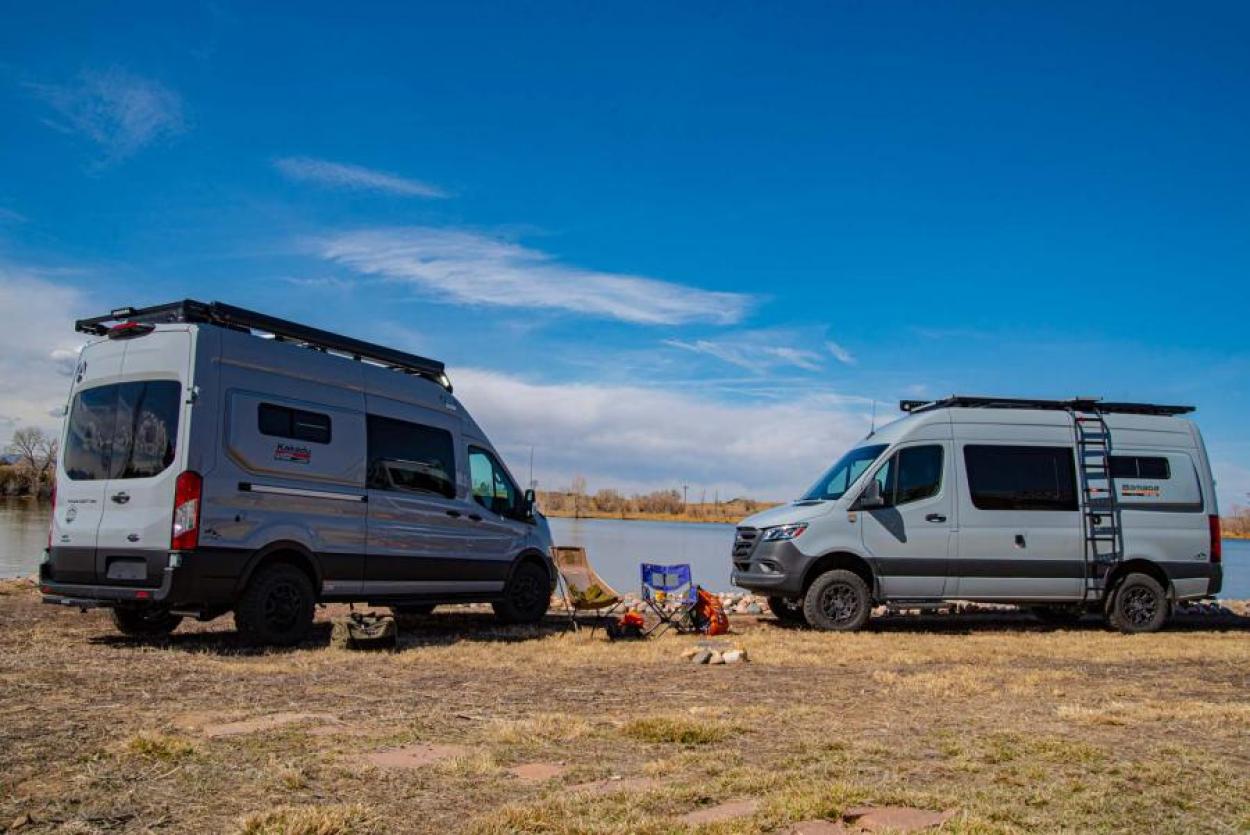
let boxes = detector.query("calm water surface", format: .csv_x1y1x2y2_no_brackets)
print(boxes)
3,498,1247,597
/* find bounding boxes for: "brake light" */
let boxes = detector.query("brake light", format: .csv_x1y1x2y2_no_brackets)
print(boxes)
1209,515,1222,564
172,471,202,550
107,321,155,339
47,480,56,551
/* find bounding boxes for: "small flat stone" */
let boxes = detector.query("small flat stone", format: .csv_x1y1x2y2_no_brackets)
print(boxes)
359,743,468,769
680,798,760,825
843,806,955,832
691,649,713,664
723,649,745,664
202,712,338,738
708,651,725,665
784,820,850,834
509,762,566,782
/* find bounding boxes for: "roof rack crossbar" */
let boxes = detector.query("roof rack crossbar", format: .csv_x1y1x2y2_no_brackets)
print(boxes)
898,395,1193,417
75,299,450,389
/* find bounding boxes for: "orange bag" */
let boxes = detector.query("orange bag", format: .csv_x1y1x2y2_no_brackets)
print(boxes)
695,586,730,636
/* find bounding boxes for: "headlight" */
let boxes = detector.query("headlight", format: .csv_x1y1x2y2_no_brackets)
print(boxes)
762,523,808,541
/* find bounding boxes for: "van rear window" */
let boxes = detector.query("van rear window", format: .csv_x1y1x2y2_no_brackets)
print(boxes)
63,381,182,481
964,445,1078,511
258,403,332,444
1109,456,1171,480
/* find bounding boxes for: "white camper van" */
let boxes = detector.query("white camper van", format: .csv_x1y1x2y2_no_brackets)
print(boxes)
41,301,555,645
732,396,1222,633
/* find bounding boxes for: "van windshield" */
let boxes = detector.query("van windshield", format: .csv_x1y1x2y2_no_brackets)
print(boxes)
800,443,888,501
63,381,182,481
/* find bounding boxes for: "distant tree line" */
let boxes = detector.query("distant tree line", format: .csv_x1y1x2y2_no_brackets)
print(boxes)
1224,504,1250,538
0,427,58,497
537,475,768,520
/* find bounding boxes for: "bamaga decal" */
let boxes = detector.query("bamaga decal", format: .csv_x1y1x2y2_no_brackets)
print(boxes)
275,443,312,464
1121,483,1161,498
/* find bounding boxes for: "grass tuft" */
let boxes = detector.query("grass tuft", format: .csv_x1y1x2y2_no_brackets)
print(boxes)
124,732,197,761
621,716,731,745
237,803,379,835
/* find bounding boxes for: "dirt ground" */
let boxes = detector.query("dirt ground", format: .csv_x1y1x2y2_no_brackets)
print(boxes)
2,578,1249,834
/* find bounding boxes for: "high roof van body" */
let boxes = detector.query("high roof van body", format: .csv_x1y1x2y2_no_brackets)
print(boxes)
41,301,554,644
732,397,1222,632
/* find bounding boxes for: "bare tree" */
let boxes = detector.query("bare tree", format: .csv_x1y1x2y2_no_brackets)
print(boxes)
6,427,58,494
570,474,587,518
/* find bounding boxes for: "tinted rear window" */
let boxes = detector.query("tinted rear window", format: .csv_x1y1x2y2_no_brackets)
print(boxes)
64,381,182,481
964,445,1078,511
1109,455,1171,480
259,403,332,444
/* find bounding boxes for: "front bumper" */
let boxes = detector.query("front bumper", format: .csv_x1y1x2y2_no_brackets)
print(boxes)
730,538,811,597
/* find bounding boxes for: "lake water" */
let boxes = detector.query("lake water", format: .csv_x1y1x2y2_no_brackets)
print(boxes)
3,498,1248,597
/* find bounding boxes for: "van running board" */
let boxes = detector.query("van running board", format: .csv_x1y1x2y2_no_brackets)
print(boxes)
1069,406,1123,599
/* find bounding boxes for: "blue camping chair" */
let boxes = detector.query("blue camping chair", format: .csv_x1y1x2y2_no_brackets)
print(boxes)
640,563,699,636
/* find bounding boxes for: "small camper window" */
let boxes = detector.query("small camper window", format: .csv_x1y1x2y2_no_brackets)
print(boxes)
964,445,1078,511
258,403,332,444
1109,456,1171,480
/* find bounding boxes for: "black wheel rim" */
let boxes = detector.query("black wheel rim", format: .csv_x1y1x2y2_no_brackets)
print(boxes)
264,581,303,632
819,583,860,625
511,572,544,613
1122,586,1159,627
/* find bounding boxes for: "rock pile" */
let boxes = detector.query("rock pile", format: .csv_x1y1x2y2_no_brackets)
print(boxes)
682,643,749,665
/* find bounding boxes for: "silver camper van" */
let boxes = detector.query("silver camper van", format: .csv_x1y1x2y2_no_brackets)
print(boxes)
732,396,1223,633
40,301,555,644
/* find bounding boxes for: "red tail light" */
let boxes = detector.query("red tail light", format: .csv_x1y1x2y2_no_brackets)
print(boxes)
47,480,57,551
172,471,202,550
1209,515,1222,564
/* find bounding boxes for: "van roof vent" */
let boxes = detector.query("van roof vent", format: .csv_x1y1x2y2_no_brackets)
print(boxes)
76,299,452,391
898,395,1194,417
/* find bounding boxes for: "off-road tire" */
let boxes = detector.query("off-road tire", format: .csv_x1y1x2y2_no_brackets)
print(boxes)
1107,573,1170,634
1030,604,1086,626
802,569,872,632
492,561,551,625
391,603,437,617
234,563,316,646
111,606,183,637
767,595,807,624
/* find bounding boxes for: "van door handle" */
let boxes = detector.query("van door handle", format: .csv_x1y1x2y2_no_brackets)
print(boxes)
444,510,462,518
1014,534,1027,548
111,492,130,505
925,513,946,523
468,514,482,522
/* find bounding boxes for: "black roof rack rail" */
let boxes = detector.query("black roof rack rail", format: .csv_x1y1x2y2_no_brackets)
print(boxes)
75,299,451,391
898,395,1193,417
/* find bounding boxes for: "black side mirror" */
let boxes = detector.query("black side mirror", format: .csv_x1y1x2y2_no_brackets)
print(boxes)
857,478,885,509
523,488,537,519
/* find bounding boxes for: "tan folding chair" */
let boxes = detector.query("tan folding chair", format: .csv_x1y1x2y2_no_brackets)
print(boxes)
551,546,624,633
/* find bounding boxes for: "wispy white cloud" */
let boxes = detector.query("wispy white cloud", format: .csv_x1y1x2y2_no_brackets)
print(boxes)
0,207,25,224
664,337,824,373
0,265,90,431
825,340,856,365
26,69,186,163
320,227,751,325
454,368,871,499
274,157,448,198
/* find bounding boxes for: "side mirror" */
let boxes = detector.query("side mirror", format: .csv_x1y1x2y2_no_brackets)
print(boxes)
523,488,537,519
857,478,884,509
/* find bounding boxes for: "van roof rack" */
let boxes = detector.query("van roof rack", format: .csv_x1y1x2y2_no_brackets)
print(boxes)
75,299,451,391
898,395,1194,417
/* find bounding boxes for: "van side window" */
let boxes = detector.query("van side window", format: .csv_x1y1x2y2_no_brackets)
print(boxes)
258,403,332,444
869,445,943,506
366,415,456,498
1109,456,1171,479
468,447,522,519
63,381,181,481
964,445,1078,511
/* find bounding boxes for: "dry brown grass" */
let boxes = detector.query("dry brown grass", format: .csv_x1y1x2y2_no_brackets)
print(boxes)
2,579,1250,833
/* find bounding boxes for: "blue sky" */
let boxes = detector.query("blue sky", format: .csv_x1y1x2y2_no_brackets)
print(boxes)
1,1,1248,505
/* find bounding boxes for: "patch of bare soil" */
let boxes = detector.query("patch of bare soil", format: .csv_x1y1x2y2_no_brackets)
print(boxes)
2,579,1250,833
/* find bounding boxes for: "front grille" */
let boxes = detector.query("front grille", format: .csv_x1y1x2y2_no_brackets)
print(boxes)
732,527,759,560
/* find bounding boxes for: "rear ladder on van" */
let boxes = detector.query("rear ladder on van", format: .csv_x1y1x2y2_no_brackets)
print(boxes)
1069,406,1123,599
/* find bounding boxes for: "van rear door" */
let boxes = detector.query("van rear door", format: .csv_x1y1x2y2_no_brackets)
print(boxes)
93,328,192,586
51,340,129,583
